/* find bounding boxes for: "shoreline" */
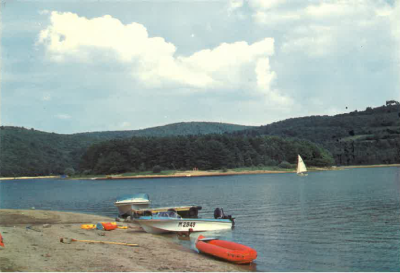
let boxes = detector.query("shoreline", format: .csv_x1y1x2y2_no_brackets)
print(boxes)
92,169,292,180
0,164,399,181
0,209,252,272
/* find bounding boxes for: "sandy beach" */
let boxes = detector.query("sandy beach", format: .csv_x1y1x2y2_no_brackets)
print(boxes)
93,169,292,180
95,164,400,180
73,164,400,180
0,209,252,272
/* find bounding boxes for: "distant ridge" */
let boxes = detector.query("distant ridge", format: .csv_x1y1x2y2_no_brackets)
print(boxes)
75,122,254,140
235,104,400,165
1,104,399,177
0,122,252,177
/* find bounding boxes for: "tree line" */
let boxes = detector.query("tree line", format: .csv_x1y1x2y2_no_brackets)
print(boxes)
79,134,334,175
0,123,252,177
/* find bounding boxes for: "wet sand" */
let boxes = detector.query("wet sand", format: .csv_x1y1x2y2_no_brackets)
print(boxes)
0,209,252,272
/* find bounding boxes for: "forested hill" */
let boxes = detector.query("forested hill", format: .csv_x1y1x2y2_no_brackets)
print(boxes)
80,135,334,175
0,122,252,177
235,104,400,165
1,104,398,177
0,127,95,177
75,122,254,140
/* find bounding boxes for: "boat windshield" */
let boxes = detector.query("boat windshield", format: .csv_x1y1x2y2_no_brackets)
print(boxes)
116,193,149,202
155,211,182,219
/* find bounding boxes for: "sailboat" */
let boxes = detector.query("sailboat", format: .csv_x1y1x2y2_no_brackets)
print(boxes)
297,155,308,176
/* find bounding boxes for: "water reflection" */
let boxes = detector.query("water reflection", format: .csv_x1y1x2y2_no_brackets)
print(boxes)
1,167,400,271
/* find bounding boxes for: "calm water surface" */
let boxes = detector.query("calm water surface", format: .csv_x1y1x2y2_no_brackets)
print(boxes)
1,167,399,271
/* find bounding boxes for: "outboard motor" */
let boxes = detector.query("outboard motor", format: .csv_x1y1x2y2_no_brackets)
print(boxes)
188,207,199,218
214,208,225,219
214,208,235,227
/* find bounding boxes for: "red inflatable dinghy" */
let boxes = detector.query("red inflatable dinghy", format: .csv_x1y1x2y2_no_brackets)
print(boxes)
0,232,4,247
196,235,257,264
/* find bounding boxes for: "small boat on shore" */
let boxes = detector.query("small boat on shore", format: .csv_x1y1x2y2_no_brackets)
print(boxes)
115,192,203,219
195,235,257,264
135,210,234,234
115,193,150,218
132,205,202,219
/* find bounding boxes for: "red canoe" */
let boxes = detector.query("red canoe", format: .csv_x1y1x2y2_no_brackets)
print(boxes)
196,235,257,264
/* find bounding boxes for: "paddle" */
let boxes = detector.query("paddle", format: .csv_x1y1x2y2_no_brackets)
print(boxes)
60,237,138,247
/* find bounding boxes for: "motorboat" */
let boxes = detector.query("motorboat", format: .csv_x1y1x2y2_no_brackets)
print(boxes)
195,235,257,264
135,209,234,234
132,205,202,219
115,193,150,218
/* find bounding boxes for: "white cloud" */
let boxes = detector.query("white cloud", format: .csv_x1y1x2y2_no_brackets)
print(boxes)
390,0,400,42
305,2,353,17
55,114,71,120
249,0,287,11
233,0,296,24
119,121,131,128
255,58,292,106
38,10,50,15
38,11,291,105
253,10,301,25
41,94,51,101
228,0,244,13
281,25,335,57
255,58,276,91
38,12,176,63
245,0,389,23
231,0,398,59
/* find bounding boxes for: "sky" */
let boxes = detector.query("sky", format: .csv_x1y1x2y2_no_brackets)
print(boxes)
1,0,399,134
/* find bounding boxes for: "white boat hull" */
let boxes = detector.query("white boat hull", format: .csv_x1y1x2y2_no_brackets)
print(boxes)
115,202,150,217
297,172,308,176
115,193,151,217
135,218,233,234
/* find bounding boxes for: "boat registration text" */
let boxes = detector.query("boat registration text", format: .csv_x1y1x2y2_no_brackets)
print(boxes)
178,222,196,228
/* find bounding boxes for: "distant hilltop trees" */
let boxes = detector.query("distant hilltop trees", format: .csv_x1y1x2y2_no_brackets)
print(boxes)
0,123,255,177
236,103,400,166
79,135,334,175
386,100,400,106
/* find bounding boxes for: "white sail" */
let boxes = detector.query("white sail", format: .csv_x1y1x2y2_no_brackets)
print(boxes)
297,155,307,175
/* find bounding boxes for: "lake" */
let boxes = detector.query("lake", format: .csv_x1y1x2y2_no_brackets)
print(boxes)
1,167,399,271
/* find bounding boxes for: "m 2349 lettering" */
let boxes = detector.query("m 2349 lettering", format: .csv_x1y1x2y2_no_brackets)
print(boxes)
178,222,196,228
